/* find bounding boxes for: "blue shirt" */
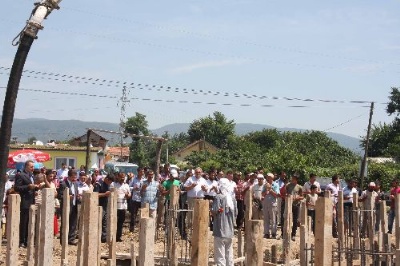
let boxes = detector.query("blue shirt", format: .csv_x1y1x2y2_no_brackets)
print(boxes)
141,180,159,210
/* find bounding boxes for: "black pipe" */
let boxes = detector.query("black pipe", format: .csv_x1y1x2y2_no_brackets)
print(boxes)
0,34,34,217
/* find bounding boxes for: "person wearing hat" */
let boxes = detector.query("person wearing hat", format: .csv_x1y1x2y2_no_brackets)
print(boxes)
211,177,236,266
251,174,265,220
359,181,378,237
262,173,280,239
161,169,181,207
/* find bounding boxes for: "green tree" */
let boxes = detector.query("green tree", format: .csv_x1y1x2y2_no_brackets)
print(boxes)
187,111,235,148
362,88,400,158
124,113,150,166
25,136,37,144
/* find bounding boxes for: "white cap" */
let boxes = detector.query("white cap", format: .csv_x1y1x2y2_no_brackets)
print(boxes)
257,174,264,179
266,173,274,178
369,182,376,187
170,169,179,178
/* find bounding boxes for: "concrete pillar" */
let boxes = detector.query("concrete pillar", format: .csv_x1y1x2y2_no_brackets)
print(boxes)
167,185,179,266
98,206,103,266
6,194,20,266
131,241,137,266
337,190,345,264
141,202,149,219
25,205,37,266
34,204,42,266
37,188,55,266
61,187,70,266
83,192,99,266
353,192,360,259
107,189,117,264
191,199,209,266
314,195,332,266
395,194,400,249
76,192,85,266
300,201,309,266
245,219,264,266
139,217,155,266
283,195,293,263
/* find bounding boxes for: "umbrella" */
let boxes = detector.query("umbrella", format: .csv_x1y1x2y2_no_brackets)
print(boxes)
8,149,51,164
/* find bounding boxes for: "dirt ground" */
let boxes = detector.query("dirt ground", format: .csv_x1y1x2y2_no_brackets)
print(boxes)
0,223,301,265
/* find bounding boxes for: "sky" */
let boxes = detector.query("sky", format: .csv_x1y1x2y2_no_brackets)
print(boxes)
1,0,399,138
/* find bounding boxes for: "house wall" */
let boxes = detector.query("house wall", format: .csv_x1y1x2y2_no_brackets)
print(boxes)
174,142,218,162
9,148,99,170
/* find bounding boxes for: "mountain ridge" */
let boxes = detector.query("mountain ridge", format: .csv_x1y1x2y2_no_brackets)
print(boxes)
4,118,362,154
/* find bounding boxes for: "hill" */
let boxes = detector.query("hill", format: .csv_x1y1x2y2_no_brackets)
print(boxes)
6,118,362,154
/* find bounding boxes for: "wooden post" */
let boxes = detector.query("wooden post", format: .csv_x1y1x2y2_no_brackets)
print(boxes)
76,195,85,266
314,195,332,266
25,205,37,266
283,195,293,263
83,192,99,266
61,187,70,266
271,245,277,264
191,199,209,266
98,206,103,266
383,233,392,265
167,185,179,266
378,201,387,254
244,189,252,257
395,249,400,266
34,204,42,266
245,219,264,266
337,191,345,264
107,189,117,264
131,241,137,266
244,189,253,222
139,217,155,266
395,194,400,249
237,229,244,265
37,189,55,266
353,192,360,259
85,129,92,174
300,201,309,266
6,194,20,266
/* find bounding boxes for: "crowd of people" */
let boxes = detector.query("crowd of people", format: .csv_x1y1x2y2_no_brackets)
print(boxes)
2,161,400,265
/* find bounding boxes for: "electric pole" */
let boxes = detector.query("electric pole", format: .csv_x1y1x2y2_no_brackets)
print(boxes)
360,102,374,190
0,0,62,226
117,86,130,161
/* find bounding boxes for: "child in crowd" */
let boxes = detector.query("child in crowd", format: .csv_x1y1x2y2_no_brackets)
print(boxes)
306,184,318,235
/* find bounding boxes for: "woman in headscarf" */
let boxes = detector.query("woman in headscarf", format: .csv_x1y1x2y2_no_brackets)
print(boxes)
212,178,236,266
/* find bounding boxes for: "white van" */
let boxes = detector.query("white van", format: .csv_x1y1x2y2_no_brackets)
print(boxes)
104,161,139,176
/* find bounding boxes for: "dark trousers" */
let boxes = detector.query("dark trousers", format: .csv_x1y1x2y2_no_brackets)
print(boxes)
117,209,126,240
178,202,188,238
307,209,316,234
129,201,141,231
19,208,30,245
291,205,300,237
60,204,78,243
236,200,245,228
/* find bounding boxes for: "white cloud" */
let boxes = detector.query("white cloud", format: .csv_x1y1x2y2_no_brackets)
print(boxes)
170,59,247,74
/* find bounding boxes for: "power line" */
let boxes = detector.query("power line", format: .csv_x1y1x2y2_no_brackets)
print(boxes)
0,67,386,105
1,18,396,73
0,86,373,109
323,113,366,132
62,7,400,66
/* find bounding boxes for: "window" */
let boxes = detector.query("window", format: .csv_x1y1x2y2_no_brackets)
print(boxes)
55,157,76,169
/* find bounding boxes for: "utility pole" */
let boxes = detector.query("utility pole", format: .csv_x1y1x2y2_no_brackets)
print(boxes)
117,86,130,161
360,102,374,190
165,131,169,163
0,0,62,223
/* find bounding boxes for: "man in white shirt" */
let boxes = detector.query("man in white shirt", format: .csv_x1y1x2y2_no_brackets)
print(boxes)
204,170,218,200
326,174,341,238
56,163,69,182
252,174,265,219
129,167,144,232
342,179,357,232
303,173,321,194
110,172,131,242
184,167,208,223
